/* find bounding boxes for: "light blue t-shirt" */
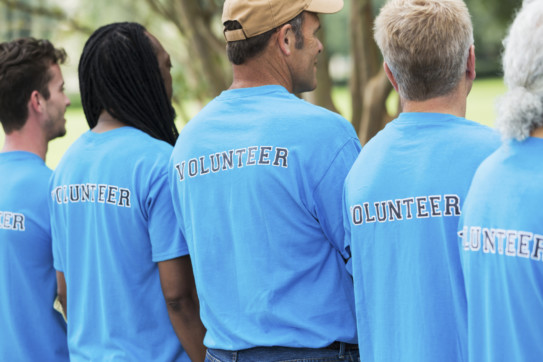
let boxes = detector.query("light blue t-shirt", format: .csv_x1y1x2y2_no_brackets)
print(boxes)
0,151,69,361
169,85,361,350
459,138,543,362
344,112,500,361
50,127,190,361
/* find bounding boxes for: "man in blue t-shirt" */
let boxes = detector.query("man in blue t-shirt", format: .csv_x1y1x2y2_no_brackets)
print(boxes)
0,38,70,361
343,0,500,361
169,1,361,361
460,2,543,361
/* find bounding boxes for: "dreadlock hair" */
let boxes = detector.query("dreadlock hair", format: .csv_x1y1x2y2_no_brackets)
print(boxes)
78,22,178,145
0,38,66,133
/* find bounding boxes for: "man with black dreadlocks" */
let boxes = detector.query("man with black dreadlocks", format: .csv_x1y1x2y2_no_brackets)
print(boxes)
49,23,205,361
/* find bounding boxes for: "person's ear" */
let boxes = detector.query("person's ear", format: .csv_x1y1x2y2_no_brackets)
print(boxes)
277,24,295,56
383,62,399,92
29,90,44,114
466,44,476,81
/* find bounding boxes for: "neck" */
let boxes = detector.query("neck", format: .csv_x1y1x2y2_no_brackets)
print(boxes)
1,124,48,161
92,111,126,133
531,127,543,139
229,42,293,92
400,74,473,118
402,97,466,118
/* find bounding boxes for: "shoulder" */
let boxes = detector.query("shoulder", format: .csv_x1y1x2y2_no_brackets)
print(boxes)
117,129,174,174
55,128,173,179
285,99,359,143
451,120,502,156
458,119,500,139
0,152,51,183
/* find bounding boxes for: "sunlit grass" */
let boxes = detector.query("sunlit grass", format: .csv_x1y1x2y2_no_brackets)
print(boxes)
465,77,506,127
332,77,506,128
45,108,88,169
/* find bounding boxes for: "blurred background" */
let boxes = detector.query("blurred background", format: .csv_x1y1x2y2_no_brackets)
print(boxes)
0,0,523,168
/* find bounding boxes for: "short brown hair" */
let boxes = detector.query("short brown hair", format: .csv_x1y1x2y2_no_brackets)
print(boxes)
226,12,304,65
0,38,66,133
374,0,473,101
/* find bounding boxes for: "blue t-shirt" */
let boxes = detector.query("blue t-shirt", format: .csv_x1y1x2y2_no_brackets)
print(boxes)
0,151,69,361
460,138,543,362
344,112,500,361
169,85,361,350
50,127,189,361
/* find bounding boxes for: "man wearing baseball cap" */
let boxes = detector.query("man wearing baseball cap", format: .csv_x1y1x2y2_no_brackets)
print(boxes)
169,0,360,361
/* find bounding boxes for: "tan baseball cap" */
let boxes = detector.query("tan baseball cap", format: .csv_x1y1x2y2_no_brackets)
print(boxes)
222,0,344,42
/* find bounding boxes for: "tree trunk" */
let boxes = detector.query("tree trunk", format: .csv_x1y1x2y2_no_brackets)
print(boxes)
175,0,230,97
303,28,338,113
358,68,393,144
145,0,230,99
350,0,393,144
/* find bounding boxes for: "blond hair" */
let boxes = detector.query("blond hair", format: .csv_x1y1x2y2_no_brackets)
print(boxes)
495,0,543,141
374,0,473,101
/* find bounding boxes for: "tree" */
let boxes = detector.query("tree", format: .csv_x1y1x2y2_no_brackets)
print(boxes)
349,0,393,144
0,0,522,143
143,0,229,99
465,0,522,76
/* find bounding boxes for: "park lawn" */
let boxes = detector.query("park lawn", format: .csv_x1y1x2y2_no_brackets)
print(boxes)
333,77,506,128
46,108,88,169
1,78,506,169
465,77,506,127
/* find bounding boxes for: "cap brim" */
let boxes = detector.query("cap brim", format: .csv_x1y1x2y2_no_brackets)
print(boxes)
306,0,344,14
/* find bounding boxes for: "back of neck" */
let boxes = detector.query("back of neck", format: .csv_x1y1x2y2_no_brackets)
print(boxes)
401,91,467,118
1,129,47,161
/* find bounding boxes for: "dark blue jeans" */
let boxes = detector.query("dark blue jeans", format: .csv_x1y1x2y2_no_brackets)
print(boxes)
205,343,359,362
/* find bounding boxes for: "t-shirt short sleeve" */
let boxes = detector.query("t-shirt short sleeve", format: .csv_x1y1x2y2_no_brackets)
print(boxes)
49,180,65,272
147,171,189,262
313,137,361,259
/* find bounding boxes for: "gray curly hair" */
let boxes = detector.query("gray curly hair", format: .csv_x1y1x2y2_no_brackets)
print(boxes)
496,0,543,140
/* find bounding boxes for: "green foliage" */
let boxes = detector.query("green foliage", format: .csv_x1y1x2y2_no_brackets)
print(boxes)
321,0,350,56
351,0,524,77
475,0,522,24
465,0,522,77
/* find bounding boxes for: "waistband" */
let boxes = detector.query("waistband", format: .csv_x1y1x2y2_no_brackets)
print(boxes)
326,341,359,350
207,343,359,362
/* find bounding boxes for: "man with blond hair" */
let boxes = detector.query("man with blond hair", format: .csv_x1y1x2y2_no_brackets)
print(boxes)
343,0,500,360
169,0,360,361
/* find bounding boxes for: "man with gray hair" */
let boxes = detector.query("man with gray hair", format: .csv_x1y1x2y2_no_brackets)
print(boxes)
343,0,500,360
169,0,361,361
459,1,543,360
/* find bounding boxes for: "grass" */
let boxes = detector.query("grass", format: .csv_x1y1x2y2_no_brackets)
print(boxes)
465,78,506,127
1,78,506,169
332,77,506,128
45,108,88,169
